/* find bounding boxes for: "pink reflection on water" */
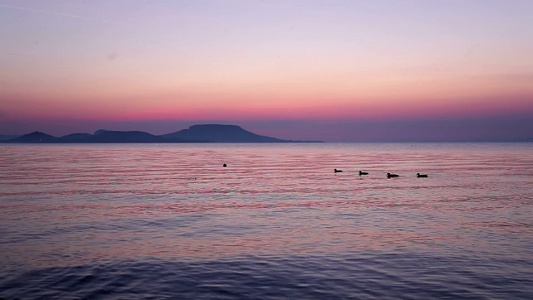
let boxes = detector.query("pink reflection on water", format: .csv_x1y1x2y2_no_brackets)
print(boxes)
0,144,532,267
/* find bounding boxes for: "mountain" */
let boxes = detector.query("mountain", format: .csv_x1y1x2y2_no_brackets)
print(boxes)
2,130,170,143
85,130,166,143
1,124,317,143
5,131,57,143
162,124,291,142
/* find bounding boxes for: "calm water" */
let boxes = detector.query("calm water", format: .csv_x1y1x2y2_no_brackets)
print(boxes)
0,143,532,299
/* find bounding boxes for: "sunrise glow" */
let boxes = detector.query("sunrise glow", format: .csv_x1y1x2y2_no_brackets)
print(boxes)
1,0,532,141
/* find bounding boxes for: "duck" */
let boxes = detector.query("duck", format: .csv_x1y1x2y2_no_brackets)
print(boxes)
417,173,428,178
223,163,227,167
334,169,343,173
387,172,399,178
359,171,369,175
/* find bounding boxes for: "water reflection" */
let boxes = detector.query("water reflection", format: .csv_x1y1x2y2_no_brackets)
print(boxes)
0,144,532,269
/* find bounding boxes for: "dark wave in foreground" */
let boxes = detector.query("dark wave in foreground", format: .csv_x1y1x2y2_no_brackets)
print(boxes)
1,252,531,300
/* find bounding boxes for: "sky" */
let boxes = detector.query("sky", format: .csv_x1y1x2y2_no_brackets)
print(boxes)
0,0,532,141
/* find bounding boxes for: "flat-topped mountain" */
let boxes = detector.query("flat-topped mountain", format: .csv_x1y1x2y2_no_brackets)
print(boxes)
1,124,316,143
162,124,289,143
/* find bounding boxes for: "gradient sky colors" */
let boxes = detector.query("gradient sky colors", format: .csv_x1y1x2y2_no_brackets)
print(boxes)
1,0,532,141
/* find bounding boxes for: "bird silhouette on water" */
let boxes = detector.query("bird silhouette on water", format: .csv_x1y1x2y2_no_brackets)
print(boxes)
387,172,399,178
359,171,368,175
417,173,428,178
223,163,227,167
334,169,343,173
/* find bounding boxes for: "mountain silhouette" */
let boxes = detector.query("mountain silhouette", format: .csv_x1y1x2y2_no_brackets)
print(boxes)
6,131,57,143
1,124,313,143
162,124,290,142
86,130,166,143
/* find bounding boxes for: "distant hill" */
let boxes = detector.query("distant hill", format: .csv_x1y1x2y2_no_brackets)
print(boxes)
2,124,313,143
6,131,57,143
162,124,291,142
85,130,166,143
52,130,171,143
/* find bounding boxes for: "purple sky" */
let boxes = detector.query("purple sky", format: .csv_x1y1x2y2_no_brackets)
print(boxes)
1,0,532,141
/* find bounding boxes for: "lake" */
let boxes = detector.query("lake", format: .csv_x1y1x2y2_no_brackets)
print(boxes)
0,143,532,299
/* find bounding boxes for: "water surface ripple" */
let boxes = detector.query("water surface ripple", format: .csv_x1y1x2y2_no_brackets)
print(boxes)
0,143,532,299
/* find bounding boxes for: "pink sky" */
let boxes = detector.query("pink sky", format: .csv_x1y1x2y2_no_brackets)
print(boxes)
1,0,532,141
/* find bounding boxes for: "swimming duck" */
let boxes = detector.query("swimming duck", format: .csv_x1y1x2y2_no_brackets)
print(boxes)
417,173,428,178
334,169,343,173
359,171,369,175
387,172,399,178
223,163,227,167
